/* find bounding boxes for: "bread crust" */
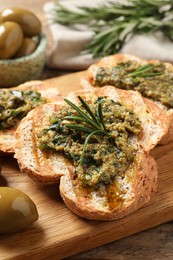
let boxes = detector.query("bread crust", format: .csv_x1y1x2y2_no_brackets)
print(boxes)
14,86,164,219
0,80,61,154
14,102,70,184
60,151,157,220
83,53,173,144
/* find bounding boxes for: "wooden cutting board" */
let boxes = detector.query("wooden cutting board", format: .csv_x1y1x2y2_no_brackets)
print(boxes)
1,72,173,260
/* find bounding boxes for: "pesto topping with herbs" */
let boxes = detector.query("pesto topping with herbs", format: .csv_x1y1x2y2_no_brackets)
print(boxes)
0,89,45,130
95,61,173,108
38,97,142,188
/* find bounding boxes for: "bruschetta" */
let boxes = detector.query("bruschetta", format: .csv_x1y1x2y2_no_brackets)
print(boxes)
14,86,167,220
0,80,61,154
83,54,173,144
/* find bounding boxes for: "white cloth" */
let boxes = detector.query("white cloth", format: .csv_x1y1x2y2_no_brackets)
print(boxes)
44,1,173,70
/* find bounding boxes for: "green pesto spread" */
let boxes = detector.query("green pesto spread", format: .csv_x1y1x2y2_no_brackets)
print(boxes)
94,61,173,108
38,97,142,188
0,89,45,130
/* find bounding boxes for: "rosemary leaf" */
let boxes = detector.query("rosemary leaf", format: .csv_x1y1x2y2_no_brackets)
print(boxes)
128,64,164,77
64,96,108,163
65,124,95,133
78,96,101,126
64,115,90,123
132,72,164,77
64,98,100,129
128,64,155,76
98,103,107,133
51,0,173,57
80,130,101,164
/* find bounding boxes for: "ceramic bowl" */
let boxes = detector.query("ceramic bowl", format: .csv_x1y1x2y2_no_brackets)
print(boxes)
0,33,46,87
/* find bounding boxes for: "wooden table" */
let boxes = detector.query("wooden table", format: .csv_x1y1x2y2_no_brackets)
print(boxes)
1,1,173,259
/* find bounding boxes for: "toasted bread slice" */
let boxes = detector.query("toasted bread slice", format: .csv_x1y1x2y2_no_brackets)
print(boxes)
60,150,157,220
14,102,70,184
80,83,169,152
14,86,166,219
83,54,173,144
0,80,61,154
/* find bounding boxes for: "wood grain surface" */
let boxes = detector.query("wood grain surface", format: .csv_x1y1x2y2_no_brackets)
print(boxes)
1,72,173,260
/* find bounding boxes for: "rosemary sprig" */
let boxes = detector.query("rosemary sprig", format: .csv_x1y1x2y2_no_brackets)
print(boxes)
64,96,108,163
50,0,173,58
128,64,164,78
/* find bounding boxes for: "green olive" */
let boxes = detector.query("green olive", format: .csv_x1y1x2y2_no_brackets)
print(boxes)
14,37,38,58
1,7,41,37
0,187,38,234
0,21,23,59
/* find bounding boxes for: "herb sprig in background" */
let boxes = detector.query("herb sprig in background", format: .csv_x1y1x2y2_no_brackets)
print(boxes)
51,0,173,58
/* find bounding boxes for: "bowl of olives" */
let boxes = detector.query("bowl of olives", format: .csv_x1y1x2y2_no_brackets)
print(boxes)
0,7,47,87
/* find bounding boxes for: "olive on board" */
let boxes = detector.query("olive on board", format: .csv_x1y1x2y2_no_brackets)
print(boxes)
14,37,38,58
0,21,23,59
0,187,38,234
1,7,41,37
